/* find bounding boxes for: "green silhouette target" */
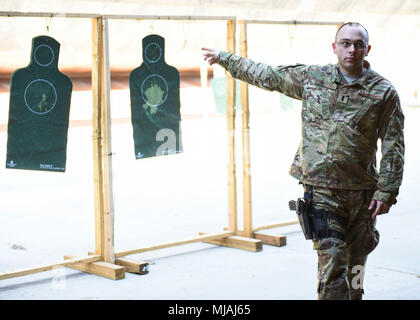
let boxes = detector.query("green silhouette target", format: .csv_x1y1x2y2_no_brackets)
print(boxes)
129,34,182,159
6,35,72,172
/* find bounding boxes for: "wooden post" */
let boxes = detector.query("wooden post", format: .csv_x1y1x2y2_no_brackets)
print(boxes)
92,17,105,258
226,19,237,232
66,17,122,280
239,21,253,238
101,17,115,264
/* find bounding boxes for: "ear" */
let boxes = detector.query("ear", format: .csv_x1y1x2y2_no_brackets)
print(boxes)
365,44,372,56
332,42,337,54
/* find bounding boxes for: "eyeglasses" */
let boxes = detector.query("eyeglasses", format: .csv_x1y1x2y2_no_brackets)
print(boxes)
336,40,367,49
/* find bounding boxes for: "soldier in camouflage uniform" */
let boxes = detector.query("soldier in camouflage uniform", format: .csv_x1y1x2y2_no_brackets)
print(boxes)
202,22,405,300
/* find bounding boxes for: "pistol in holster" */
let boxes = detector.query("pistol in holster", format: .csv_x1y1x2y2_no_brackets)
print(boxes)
288,189,315,240
288,186,346,241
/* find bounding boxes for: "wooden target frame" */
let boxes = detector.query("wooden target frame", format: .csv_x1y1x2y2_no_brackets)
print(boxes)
0,12,262,282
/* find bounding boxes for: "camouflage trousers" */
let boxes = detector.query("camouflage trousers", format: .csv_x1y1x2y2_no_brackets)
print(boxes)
308,186,380,300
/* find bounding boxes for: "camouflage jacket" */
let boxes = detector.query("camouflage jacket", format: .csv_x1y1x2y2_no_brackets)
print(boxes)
217,51,405,205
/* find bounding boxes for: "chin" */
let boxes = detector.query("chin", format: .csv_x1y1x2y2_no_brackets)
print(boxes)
342,62,359,71
342,60,355,66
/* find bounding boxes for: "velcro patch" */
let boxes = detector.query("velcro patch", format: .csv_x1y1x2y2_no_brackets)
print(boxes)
359,91,382,100
314,79,337,90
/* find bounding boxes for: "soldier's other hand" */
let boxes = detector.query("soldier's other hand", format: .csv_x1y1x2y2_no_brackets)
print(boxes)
202,47,220,65
369,200,390,219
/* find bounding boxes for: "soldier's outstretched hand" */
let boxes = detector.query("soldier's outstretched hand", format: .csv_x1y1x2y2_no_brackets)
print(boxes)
202,47,221,65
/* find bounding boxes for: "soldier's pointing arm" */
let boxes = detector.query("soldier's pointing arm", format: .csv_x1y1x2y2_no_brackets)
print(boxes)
214,50,307,100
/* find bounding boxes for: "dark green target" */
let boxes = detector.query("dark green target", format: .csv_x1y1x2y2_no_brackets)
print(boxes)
129,34,182,159
5,35,72,172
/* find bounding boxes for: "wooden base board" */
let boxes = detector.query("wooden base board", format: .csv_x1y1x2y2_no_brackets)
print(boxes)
225,229,287,247
115,257,149,275
253,232,287,247
87,251,149,275
64,256,125,280
199,233,262,252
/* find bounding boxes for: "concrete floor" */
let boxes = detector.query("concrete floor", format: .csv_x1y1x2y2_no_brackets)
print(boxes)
0,88,419,300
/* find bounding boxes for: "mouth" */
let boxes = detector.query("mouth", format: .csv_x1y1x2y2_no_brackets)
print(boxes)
344,57,355,62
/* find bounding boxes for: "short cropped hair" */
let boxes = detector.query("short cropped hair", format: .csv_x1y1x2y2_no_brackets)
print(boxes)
335,22,369,43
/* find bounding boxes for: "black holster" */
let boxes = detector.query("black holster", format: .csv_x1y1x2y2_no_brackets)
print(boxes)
289,186,346,241
289,195,313,240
